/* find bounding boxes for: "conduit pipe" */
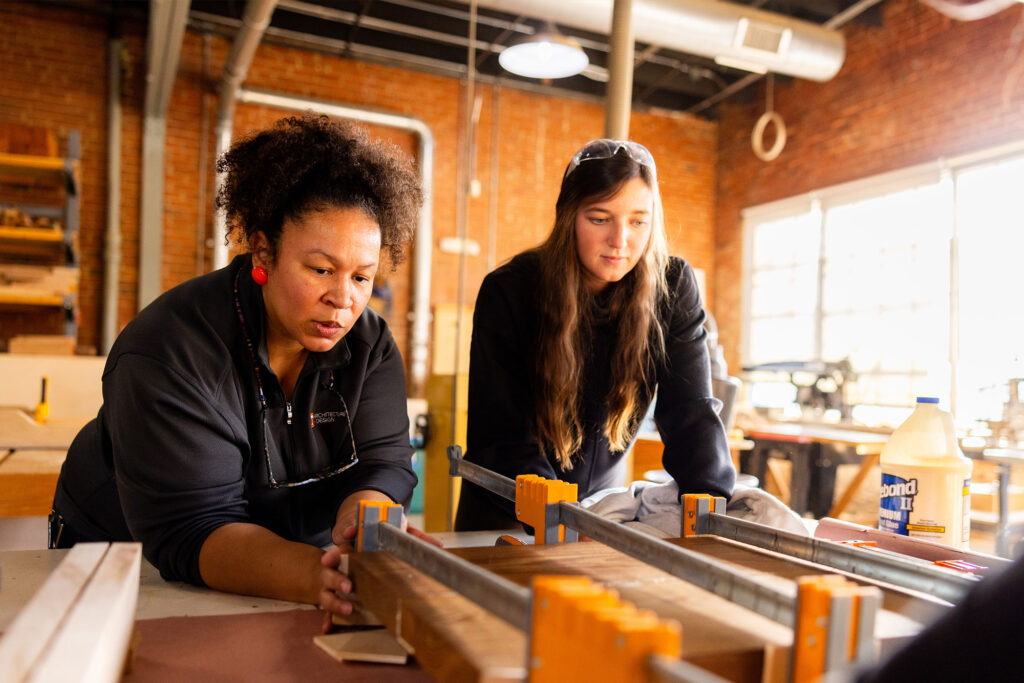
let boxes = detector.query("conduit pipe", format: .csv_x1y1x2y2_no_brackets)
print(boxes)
137,0,189,309
605,0,635,139
212,0,278,271
231,88,436,396
102,31,123,354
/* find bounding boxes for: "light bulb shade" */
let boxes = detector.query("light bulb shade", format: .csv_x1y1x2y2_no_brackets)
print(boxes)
498,33,589,79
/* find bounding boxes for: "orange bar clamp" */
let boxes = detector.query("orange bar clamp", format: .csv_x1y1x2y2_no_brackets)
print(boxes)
515,474,578,544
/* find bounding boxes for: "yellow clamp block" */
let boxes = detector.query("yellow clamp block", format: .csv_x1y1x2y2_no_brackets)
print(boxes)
792,575,877,683
356,500,403,552
33,376,49,424
515,475,578,545
530,575,681,682
681,494,725,537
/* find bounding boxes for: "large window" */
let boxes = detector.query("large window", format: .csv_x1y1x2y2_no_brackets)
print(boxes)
743,145,1024,428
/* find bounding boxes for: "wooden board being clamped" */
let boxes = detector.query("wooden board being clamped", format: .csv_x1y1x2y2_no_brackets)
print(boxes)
529,575,682,682
792,575,881,683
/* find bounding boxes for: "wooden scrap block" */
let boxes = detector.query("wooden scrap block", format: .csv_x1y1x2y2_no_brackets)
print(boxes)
314,630,410,665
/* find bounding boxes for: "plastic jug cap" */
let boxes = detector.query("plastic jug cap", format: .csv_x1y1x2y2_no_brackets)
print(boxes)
916,396,940,404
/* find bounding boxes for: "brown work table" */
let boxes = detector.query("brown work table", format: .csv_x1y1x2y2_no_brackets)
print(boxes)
0,531,501,682
742,422,890,519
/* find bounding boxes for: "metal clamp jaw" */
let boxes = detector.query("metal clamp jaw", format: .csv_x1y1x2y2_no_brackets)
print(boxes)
792,574,880,683
529,575,681,682
515,475,578,545
681,493,727,537
356,500,403,552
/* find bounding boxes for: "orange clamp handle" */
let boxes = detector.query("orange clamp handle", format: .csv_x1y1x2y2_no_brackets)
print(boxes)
356,500,403,551
792,574,878,683
530,575,681,682
515,475,577,544
682,494,725,537
934,559,986,572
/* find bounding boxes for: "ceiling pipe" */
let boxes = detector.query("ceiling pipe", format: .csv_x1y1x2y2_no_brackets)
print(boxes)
472,0,845,82
605,0,636,139
102,27,123,354
137,0,190,309
233,88,436,397
212,0,278,272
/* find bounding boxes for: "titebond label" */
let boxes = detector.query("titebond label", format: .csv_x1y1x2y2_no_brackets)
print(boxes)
879,473,918,535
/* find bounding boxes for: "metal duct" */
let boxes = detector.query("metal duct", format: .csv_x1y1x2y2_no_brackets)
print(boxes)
473,0,845,82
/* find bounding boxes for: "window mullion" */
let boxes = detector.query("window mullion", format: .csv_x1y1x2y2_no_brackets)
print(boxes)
813,198,825,363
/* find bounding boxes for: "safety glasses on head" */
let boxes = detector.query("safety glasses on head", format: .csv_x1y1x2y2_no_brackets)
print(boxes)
563,139,657,181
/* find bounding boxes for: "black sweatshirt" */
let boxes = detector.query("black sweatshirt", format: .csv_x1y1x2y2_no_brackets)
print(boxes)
53,254,416,585
454,252,735,531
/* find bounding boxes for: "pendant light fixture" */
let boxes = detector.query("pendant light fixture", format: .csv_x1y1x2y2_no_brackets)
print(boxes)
498,22,589,79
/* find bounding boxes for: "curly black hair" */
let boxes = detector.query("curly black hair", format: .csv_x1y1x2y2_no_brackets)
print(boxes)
216,114,422,267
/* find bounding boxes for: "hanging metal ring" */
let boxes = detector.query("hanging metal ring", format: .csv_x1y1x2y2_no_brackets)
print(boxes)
751,110,787,162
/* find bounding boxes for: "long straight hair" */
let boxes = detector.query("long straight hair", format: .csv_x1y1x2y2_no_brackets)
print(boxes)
533,151,670,470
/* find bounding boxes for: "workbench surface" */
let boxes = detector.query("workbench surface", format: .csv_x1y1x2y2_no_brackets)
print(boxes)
0,530,505,631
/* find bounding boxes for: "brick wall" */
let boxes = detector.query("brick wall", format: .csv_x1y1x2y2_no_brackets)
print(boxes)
0,4,113,351
0,3,718,392
715,0,1024,373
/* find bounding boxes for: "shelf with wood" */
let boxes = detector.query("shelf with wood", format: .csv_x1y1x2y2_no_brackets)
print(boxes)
0,129,80,349
0,226,63,242
0,152,79,192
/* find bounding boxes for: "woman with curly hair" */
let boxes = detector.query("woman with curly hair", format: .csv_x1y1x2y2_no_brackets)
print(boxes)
51,114,433,625
455,139,735,531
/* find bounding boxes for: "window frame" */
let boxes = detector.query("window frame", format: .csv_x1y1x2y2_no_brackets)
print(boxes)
741,138,1024,419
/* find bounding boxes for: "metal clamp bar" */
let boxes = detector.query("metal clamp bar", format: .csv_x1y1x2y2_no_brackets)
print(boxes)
376,521,532,631
558,503,796,627
705,513,977,604
447,445,518,501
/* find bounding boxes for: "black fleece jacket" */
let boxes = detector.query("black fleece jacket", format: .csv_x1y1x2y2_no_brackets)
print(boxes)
454,251,735,531
53,254,416,584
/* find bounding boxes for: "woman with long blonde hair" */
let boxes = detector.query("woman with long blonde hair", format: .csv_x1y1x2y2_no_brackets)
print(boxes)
455,139,735,530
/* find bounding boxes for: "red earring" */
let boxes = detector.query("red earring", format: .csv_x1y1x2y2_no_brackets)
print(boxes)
251,266,268,286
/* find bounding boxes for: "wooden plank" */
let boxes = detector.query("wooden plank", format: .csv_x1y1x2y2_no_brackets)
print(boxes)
0,227,63,242
449,542,785,683
351,536,943,683
314,630,410,664
0,409,90,449
8,335,75,355
0,293,64,307
349,550,525,682
0,543,107,683
31,542,142,683
351,543,789,682
0,449,65,516
0,153,66,185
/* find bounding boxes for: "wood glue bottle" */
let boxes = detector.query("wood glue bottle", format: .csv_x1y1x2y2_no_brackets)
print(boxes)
878,397,972,548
